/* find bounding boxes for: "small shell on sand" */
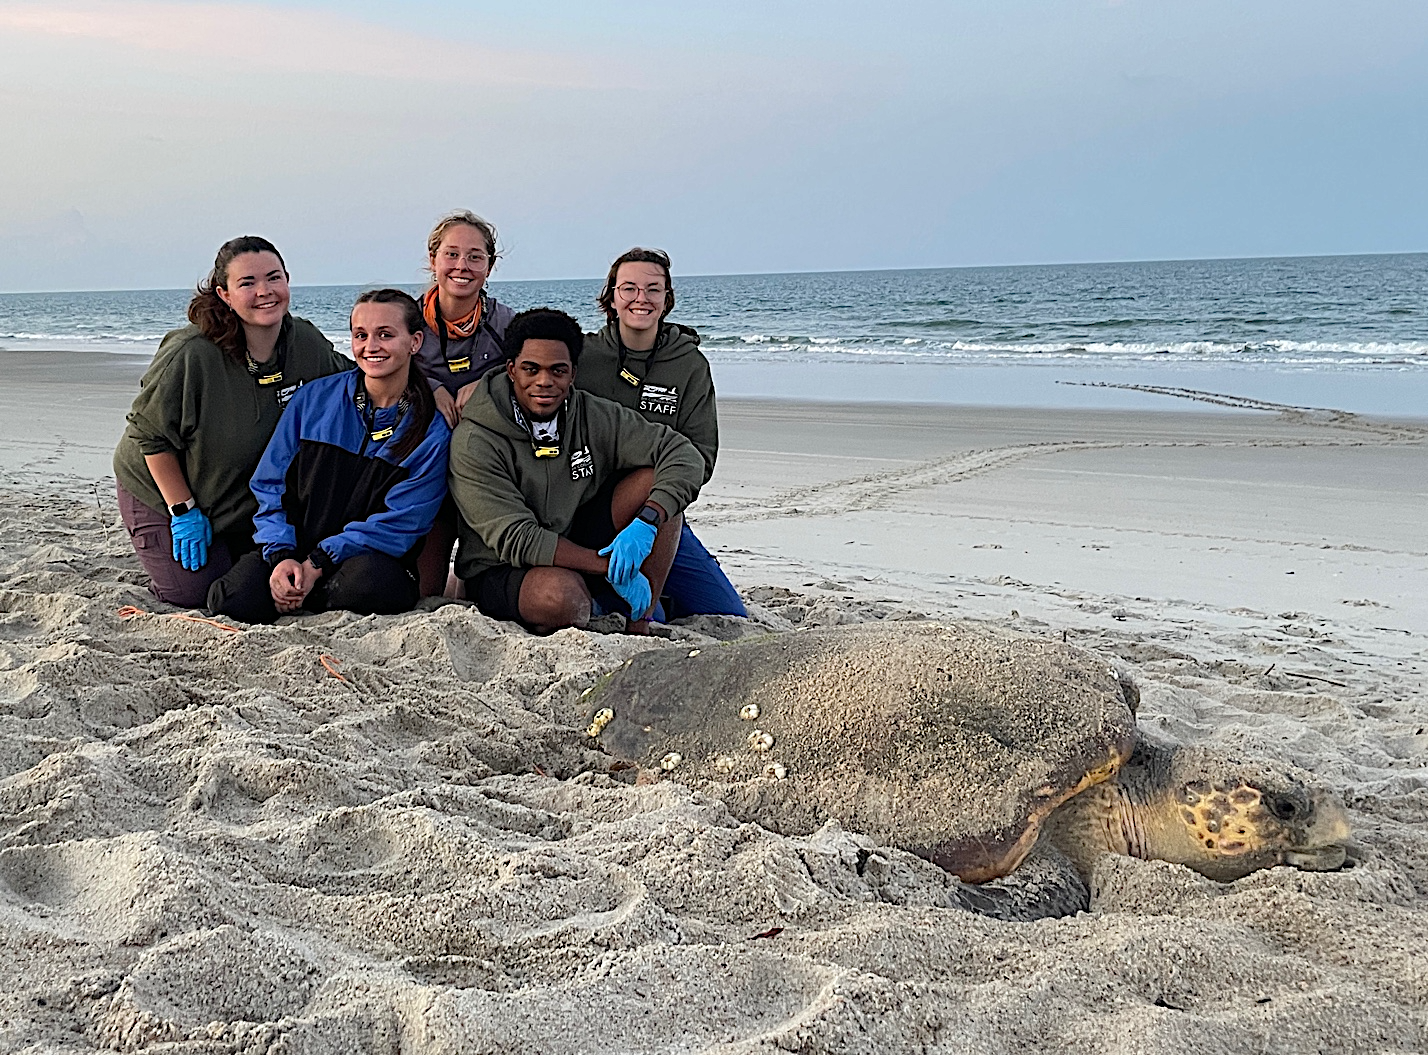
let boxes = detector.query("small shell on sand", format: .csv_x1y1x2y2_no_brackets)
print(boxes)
739,703,760,721
587,708,615,738
764,762,788,780
713,754,737,774
660,752,683,771
749,731,775,753
688,649,701,657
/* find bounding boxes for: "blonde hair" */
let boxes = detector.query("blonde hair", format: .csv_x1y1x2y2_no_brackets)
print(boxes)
426,210,499,267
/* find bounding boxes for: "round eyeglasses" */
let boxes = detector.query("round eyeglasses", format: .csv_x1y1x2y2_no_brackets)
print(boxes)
615,283,667,301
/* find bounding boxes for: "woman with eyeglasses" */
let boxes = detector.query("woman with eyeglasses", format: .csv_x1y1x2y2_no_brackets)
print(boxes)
575,247,746,620
413,209,515,595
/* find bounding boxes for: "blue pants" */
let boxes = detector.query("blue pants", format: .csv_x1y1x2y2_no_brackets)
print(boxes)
590,523,746,622
661,522,746,620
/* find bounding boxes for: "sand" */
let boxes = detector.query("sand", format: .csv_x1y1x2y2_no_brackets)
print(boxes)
0,357,1425,1053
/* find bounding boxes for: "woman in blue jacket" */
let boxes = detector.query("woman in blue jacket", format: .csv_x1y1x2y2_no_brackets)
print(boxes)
208,289,451,623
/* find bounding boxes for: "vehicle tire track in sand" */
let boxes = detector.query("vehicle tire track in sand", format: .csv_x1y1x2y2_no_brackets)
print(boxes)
696,441,1117,524
1058,384,1428,442
697,424,1423,526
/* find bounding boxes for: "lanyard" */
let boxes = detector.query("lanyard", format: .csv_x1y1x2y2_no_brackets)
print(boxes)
511,396,563,458
435,291,489,374
246,340,287,386
615,324,667,387
354,376,410,457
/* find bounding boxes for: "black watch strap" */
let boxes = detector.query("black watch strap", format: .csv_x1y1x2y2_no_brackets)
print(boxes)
637,504,663,527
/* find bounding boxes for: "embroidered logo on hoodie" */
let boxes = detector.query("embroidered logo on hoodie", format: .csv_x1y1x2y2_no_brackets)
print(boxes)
639,383,679,416
570,446,594,480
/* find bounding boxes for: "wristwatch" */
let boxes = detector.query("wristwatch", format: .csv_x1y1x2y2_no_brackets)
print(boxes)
636,504,663,528
168,497,198,517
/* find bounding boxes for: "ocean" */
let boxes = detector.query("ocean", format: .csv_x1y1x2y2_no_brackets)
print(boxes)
2,253,1425,414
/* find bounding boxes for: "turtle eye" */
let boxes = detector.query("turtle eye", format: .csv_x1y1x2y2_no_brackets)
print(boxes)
1267,795,1301,821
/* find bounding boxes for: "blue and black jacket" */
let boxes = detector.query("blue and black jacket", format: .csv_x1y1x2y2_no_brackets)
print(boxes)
251,370,451,572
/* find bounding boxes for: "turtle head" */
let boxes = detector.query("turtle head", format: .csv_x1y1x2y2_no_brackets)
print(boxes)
1147,746,1352,882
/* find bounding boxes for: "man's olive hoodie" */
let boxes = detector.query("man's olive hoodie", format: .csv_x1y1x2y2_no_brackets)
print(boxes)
575,322,718,485
449,368,706,580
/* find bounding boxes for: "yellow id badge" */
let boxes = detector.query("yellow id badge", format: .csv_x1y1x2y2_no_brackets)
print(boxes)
448,357,471,372
619,368,640,386
370,427,394,441
257,372,283,385
534,445,560,458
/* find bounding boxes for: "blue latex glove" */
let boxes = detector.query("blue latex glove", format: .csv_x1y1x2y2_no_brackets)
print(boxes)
170,507,213,572
611,571,652,620
599,516,657,586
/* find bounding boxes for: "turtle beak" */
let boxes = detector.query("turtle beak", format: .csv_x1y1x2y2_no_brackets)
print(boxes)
1283,795,1352,871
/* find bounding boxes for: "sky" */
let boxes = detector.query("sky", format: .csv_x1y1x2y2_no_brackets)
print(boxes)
1,0,1426,291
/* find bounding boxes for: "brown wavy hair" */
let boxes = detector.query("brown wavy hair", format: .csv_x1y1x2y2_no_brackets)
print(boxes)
351,288,436,462
187,235,286,364
597,247,675,325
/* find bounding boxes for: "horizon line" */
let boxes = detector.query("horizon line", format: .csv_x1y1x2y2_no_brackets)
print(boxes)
3,248,1425,297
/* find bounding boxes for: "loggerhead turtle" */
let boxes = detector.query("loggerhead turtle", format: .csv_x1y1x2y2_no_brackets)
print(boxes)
580,621,1351,918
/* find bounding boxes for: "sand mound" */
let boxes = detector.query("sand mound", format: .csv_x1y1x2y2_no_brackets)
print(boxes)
1,484,1425,1053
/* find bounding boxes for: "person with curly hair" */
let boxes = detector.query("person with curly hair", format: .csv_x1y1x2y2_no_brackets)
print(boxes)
112,236,351,607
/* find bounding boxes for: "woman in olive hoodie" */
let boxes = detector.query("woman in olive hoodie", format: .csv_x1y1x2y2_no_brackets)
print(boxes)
575,248,746,620
112,236,351,608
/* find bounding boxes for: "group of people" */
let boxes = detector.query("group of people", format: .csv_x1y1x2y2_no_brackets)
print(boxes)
111,211,747,634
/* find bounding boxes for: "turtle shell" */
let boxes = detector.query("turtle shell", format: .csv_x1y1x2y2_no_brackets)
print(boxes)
583,621,1137,882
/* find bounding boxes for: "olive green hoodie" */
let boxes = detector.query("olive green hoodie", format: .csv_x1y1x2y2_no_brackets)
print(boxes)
112,317,351,534
575,322,718,485
450,368,706,579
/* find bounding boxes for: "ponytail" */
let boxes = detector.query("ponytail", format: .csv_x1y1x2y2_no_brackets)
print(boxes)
389,360,436,463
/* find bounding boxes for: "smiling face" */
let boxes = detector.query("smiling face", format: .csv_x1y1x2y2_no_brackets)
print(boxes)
430,223,492,307
217,251,289,329
507,338,574,421
612,261,670,339
351,301,422,385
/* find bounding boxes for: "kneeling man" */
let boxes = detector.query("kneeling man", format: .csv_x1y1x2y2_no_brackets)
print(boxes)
449,308,705,633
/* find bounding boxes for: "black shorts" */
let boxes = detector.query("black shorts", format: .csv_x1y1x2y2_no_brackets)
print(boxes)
467,476,624,626
565,474,619,551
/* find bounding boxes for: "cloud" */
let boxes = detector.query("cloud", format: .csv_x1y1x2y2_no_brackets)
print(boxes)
0,1,622,89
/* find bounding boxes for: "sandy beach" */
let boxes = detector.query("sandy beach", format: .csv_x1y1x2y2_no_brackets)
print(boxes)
1,351,1425,1053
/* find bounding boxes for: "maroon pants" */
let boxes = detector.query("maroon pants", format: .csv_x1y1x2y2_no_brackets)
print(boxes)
116,484,252,609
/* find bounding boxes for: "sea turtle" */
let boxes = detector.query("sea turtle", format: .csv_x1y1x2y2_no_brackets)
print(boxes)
580,621,1351,918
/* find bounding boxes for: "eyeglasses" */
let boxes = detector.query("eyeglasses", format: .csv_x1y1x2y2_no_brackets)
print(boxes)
442,249,490,267
615,283,667,301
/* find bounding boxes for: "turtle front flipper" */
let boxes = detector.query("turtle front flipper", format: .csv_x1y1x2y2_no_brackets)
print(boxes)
948,843,1090,922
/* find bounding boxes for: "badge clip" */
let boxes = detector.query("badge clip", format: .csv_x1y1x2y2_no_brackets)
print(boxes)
533,445,560,458
257,372,283,385
370,427,395,441
619,368,640,386
448,357,471,372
